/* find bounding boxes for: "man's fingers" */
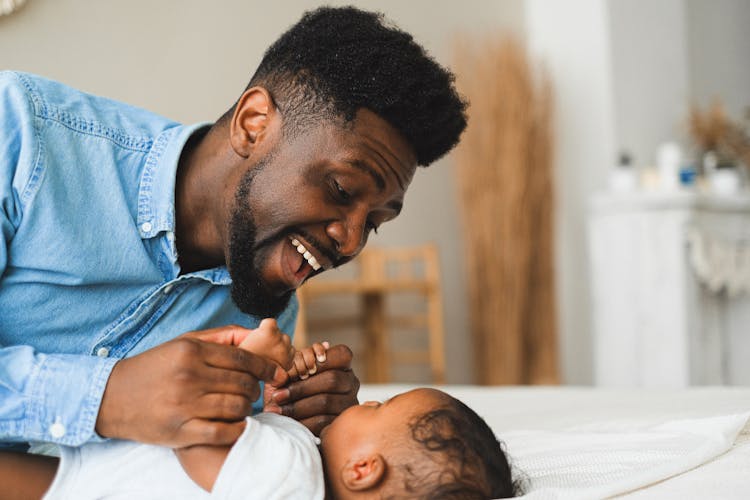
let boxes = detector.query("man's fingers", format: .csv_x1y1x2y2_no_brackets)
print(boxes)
279,392,356,421
185,324,251,346
196,365,266,400
277,367,359,405
315,344,353,371
194,392,254,421
190,338,284,384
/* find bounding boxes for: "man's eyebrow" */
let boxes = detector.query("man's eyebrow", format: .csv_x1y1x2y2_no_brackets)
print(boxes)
345,160,403,214
346,160,385,191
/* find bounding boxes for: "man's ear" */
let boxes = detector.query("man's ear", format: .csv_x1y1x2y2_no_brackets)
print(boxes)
340,454,386,492
229,86,276,158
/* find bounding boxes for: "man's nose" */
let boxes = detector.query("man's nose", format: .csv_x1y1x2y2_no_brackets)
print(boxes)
326,218,366,258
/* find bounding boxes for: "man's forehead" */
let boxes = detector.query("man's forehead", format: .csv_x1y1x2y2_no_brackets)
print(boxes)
347,109,417,189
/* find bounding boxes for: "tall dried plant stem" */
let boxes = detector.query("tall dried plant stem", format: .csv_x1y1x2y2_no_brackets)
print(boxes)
454,38,558,385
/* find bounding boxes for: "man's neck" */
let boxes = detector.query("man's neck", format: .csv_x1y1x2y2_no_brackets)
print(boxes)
174,124,232,273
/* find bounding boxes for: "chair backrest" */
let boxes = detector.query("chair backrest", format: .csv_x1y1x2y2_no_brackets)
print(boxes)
358,243,441,292
295,243,446,383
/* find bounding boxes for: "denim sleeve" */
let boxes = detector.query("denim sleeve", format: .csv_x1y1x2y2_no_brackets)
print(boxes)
0,72,119,446
0,347,118,445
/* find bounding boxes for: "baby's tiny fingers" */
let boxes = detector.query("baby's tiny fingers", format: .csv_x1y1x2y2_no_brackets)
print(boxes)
313,342,328,364
300,348,317,375
293,352,309,380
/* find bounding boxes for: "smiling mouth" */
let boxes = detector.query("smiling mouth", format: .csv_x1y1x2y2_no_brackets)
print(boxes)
290,236,322,271
289,235,334,274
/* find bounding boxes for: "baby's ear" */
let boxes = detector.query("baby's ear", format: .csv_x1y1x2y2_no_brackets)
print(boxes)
341,454,386,492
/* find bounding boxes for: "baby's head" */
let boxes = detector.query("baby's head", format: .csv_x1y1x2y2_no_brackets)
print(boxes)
320,388,516,499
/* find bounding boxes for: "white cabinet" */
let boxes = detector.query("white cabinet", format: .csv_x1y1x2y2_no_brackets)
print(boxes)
588,192,750,387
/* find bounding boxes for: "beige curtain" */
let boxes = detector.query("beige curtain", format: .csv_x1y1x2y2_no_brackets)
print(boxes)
454,38,559,385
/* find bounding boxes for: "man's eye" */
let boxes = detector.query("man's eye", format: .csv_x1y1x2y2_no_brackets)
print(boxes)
334,180,352,202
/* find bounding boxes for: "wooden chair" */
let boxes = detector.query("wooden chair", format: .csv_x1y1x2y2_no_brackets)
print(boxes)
294,243,446,383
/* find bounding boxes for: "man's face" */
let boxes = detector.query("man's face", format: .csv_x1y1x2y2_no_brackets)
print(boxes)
226,109,417,317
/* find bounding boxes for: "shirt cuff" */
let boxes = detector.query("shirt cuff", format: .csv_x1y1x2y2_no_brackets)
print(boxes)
26,353,117,446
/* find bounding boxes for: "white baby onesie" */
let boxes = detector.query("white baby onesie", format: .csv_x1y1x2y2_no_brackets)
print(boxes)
43,412,324,500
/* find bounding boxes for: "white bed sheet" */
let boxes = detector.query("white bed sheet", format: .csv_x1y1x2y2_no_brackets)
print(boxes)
358,385,750,499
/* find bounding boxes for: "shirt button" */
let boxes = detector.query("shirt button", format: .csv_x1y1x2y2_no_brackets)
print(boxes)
163,284,174,294
141,221,153,233
49,422,66,439
96,347,110,358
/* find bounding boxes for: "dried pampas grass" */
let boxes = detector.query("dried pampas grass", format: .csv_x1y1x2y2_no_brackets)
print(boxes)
689,101,750,172
454,37,558,385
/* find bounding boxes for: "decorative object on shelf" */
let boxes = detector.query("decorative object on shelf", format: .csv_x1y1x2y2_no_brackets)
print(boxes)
657,142,683,191
0,0,27,17
688,101,749,194
609,151,639,193
454,37,558,385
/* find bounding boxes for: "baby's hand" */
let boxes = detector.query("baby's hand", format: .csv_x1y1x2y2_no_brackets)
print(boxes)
238,318,294,370
288,342,330,381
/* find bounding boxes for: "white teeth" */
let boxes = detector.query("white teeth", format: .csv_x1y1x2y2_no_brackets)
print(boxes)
290,237,322,271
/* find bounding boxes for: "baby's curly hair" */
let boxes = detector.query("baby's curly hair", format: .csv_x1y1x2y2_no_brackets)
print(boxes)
224,6,468,166
386,396,519,500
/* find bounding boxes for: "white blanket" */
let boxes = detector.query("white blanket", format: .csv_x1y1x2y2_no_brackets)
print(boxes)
358,385,750,499
507,413,748,499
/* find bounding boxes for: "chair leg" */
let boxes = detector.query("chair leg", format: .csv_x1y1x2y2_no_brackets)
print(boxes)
427,287,446,384
362,292,389,383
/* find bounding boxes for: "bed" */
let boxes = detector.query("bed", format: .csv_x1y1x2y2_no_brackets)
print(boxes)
358,384,750,499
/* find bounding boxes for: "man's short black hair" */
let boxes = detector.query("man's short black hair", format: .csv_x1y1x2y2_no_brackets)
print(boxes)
226,5,468,166
391,395,520,499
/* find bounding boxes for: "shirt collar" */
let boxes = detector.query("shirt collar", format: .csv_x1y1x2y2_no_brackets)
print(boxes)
137,122,211,238
136,122,232,285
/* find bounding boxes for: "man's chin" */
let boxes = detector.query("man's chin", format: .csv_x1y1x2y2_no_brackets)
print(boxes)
230,279,294,318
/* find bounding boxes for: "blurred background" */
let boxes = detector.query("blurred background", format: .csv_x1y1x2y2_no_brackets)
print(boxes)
2,0,748,386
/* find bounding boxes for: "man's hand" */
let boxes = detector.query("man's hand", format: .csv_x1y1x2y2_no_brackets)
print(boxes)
96,325,287,447
263,344,360,436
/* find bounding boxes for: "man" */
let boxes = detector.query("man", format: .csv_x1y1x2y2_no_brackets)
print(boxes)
0,6,467,450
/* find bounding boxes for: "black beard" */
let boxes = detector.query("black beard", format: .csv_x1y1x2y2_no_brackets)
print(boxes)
227,166,293,318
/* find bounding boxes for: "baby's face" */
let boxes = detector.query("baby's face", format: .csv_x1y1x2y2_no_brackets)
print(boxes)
319,388,449,495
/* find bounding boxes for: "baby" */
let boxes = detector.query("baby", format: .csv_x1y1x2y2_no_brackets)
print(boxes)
5,320,517,499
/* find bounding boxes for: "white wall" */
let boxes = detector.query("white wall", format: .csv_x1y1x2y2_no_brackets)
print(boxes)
686,0,750,122
525,0,616,384
608,0,690,166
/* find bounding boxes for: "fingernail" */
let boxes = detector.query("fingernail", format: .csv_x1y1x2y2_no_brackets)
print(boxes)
273,389,290,404
308,366,317,375
322,341,330,349
299,372,308,380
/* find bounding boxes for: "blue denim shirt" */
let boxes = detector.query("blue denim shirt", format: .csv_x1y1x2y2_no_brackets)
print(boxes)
0,72,298,446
